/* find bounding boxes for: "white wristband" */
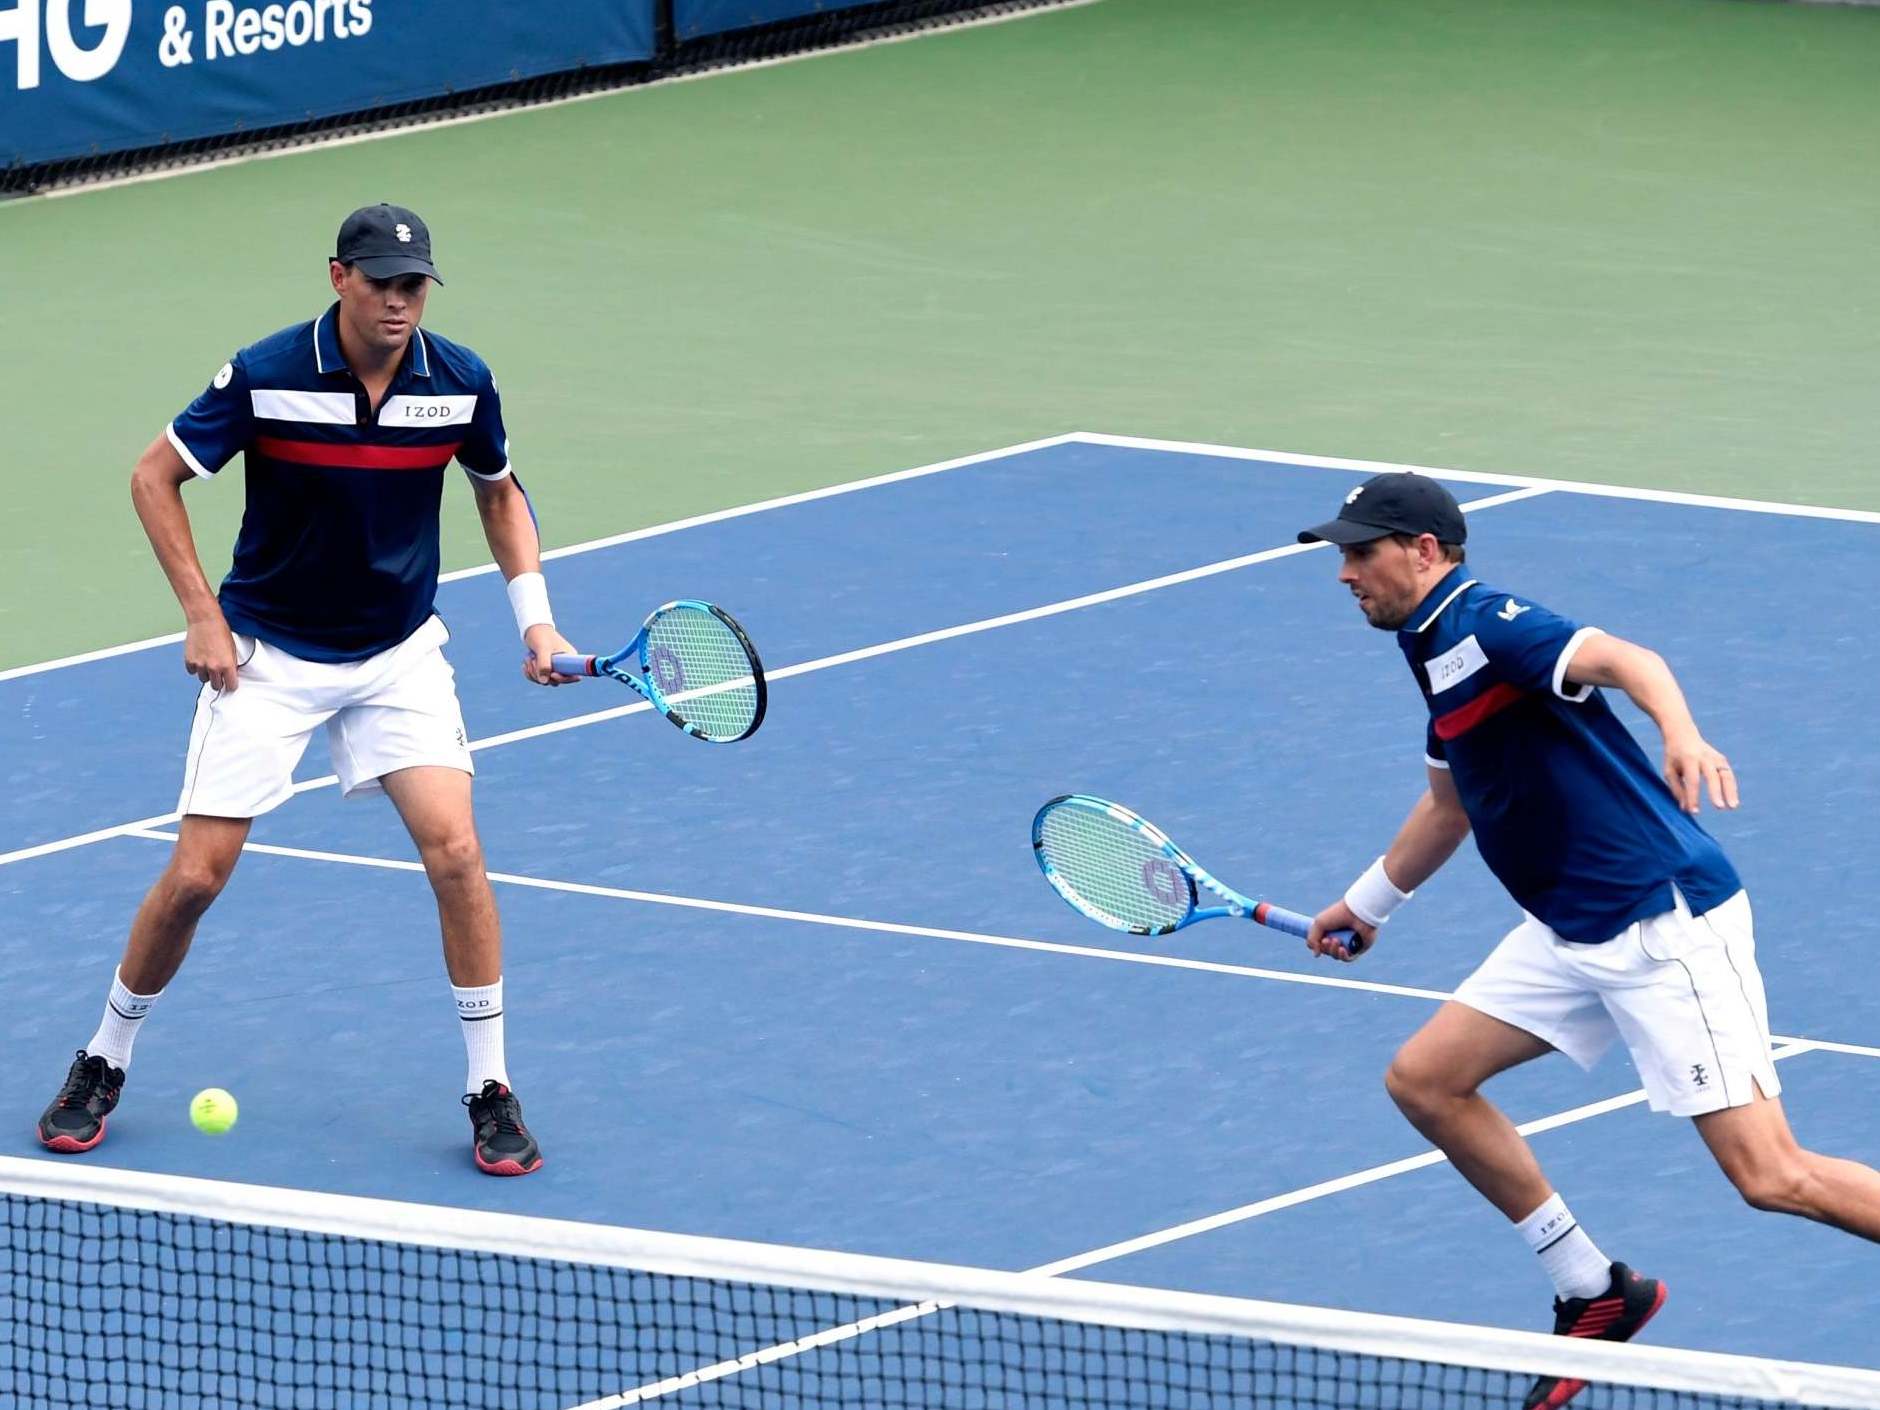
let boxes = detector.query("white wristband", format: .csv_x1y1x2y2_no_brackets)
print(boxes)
1344,856,1413,928
505,572,554,639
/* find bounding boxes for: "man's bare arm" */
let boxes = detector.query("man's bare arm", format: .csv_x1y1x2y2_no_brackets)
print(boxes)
1381,765,1474,893
1308,765,1472,961
130,433,238,691
468,472,541,582
469,473,578,685
1564,631,1737,813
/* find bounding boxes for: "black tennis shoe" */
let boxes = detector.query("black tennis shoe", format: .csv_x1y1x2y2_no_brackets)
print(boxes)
37,1050,125,1153
463,1080,542,1176
1523,1262,1667,1410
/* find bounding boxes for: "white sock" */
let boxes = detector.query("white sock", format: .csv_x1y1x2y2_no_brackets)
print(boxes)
1516,1193,1612,1301
85,968,162,1072
453,979,509,1096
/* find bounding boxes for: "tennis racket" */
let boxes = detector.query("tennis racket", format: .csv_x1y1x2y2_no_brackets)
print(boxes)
1031,794,1362,953
552,599,766,743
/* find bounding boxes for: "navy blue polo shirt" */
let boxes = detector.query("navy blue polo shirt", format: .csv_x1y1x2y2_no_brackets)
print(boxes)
166,304,510,662
1400,568,1740,942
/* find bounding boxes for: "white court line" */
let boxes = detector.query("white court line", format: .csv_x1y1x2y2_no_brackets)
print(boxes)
585,1046,1825,1407
11,421,1875,684
0,484,1544,869
0,433,1080,684
16,2,1106,203
1792,1037,1880,1059
123,830,1451,1004
123,830,1880,1061
1071,432,1880,526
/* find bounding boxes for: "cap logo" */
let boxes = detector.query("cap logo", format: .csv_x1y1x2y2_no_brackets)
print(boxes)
1344,485,1365,506
394,224,413,243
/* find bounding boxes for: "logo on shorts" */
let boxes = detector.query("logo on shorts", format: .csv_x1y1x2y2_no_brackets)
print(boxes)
1690,1063,1709,1088
454,726,466,747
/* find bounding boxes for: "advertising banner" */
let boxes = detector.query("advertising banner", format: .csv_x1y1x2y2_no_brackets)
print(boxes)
1,1,657,167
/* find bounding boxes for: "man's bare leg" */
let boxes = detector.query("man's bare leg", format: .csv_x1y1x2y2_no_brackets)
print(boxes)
39,815,250,1152
1696,1083,1880,1241
120,815,252,993
1386,1001,1556,1218
380,766,540,1175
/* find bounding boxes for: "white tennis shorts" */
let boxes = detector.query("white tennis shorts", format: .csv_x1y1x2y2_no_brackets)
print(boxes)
1454,888,1779,1117
177,614,473,819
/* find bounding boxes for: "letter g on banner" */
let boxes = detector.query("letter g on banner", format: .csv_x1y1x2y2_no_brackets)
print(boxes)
50,0,131,80
2,0,133,89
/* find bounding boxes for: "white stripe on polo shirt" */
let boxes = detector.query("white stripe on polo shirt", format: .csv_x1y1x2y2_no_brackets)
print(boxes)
165,422,213,479
380,394,478,427
251,390,356,424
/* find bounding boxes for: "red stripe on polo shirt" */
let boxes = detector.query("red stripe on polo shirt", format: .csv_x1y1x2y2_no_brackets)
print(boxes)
254,436,461,470
1433,681,1526,740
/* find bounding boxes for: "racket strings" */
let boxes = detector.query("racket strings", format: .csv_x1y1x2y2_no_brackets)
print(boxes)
641,605,760,741
1036,806,1191,932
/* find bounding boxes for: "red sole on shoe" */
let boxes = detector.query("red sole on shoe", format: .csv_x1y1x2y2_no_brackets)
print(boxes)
38,1121,106,1154
475,1152,543,1176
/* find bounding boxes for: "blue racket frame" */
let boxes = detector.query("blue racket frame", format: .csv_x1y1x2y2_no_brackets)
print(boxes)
1031,794,1362,954
552,598,766,744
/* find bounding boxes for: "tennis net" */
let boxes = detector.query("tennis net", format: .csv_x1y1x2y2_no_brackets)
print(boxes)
3,1155,1876,1409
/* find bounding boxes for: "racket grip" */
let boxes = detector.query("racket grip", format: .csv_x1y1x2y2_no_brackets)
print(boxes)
1252,903,1367,957
551,653,598,677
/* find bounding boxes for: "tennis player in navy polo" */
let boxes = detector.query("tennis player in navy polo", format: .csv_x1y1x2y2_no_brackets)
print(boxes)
1299,474,1880,1408
37,204,579,1177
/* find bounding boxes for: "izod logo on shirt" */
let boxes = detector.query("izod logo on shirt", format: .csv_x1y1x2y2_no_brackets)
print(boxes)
1425,634,1488,695
381,395,477,426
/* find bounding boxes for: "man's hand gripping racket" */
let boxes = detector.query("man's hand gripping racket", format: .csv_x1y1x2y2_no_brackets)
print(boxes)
1031,795,1363,954
552,599,766,743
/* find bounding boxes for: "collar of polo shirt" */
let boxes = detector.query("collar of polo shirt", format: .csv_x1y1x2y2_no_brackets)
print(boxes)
312,302,431,380
1404,565,1478,636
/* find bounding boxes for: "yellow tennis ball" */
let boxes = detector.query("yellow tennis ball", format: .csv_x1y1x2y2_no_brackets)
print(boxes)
190,1088,238,1135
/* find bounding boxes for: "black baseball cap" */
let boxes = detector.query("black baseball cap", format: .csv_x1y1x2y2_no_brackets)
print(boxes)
1297,472,1467,546
334,203,443,284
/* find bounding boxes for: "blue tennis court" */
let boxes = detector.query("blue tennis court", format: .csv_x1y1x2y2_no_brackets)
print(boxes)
2,435,1875,1382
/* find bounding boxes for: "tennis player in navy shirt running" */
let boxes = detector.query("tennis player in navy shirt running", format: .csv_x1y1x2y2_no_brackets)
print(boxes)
37,204,580,1177
1298,473,1880,1408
